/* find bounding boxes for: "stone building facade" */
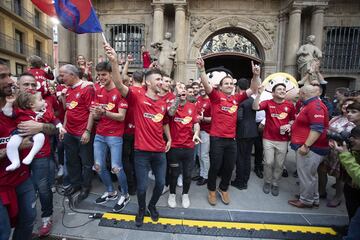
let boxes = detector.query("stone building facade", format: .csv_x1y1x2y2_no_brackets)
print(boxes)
58,0,360,97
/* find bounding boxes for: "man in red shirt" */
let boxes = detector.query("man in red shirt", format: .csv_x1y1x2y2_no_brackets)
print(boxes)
253,83,295,196
59,64,95,201
105,44,171,227
0,61,36,240
91,61,130,212
289,85,329,208
196,58,260,206
194,84,212,185
122,70,145,195
167,83,201,209
141,45,151,69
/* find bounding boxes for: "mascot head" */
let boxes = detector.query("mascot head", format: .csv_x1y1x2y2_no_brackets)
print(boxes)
206,66,235,89
260,72,299,102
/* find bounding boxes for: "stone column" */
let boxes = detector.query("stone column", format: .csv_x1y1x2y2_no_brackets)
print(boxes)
174,4,186,82
152,4,164,43
311,7,325,49
58,25,71,65
277,13,287,71
284,7,302,77
76,34,91,60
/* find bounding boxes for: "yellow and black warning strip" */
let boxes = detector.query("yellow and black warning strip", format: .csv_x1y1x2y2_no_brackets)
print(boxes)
99,212,342,240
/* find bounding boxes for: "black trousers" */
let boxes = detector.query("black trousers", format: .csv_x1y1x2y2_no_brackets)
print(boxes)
235,138,256,185
207,136,237,191
254,123,264,171
167,148,194,194
64,133,94,189
344,183,360,221
122,134,136,192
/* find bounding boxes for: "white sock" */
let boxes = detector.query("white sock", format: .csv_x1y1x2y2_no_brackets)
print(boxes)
6,134,23,171
22,133,45,165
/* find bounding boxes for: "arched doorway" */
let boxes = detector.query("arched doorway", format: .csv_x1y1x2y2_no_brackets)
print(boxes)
200,30,263,79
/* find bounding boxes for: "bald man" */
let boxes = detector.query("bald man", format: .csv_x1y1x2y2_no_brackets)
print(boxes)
289,85,329,208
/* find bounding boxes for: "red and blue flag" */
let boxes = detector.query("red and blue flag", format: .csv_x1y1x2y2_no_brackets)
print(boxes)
32,0,102,34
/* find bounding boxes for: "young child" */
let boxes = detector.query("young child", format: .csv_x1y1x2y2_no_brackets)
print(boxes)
2,91,65,171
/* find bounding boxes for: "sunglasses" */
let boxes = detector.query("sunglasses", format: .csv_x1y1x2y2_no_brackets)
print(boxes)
0,73,12,79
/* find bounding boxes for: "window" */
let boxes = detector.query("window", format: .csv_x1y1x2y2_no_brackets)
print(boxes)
16,63,24,76
106,24,145,66
323,27,360,73
15,29,24,54
35,40,41,57
13,0,22,16
34,9,41,28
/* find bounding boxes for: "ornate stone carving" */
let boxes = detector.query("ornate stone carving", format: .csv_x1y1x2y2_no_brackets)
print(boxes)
263,41,272,50
190,16,216,36
208,23,217,32
250,17,277,41
250,23,260,33
228,17,238,27
193,40,202,49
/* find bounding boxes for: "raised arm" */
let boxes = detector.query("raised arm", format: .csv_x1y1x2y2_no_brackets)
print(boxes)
196,58,212,95
104,44,129,97
252,85,264,111
246,61,261,96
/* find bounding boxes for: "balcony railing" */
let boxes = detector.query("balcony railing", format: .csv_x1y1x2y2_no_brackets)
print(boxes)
0,1,52,37
0,33,53,65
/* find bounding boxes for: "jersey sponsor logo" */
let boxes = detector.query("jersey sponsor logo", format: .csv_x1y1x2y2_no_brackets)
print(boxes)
106,102,115,111
271,112,288,120
174,116,192,125
67,101,78,109
0,136,10,145
221,105,237,114
143,112,164,122
314,114,324,118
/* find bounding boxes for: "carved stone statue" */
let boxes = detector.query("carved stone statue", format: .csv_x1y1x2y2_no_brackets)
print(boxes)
296,35,327,85
151,32,177,76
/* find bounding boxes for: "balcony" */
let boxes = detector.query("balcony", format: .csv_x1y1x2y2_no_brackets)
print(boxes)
0,33,53,65
0,1,52,39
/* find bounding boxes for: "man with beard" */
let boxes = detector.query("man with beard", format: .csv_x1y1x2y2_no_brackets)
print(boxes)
0,61,36,240
105,44,171,227
253,83,295,196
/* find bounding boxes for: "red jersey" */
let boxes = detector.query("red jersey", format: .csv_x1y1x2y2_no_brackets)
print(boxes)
259,99,295,141
127,90,167,152
208,89,248,138
65,81,95,136
196,96,211,133
95,87,128,136
159,92,175,105
27,68,53,98
142,51,151,68
170,102,198,148
291,97,329,156
0,112,30,188
124,86,146,135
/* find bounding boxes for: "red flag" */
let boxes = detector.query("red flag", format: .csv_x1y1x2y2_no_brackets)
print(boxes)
31,0,56,17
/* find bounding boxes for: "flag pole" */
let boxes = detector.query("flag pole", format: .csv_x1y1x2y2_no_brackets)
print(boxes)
101,32,108,44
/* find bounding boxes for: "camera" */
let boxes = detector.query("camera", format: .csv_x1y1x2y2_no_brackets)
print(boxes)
327,130,351,146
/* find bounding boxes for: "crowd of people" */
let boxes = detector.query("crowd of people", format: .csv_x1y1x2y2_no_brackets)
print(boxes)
0,43,360,240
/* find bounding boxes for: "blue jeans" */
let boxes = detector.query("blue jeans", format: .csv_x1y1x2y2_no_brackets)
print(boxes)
345,207,360,239
134,150,166,210
31,157,53,218
0,178,36,240
94,135,128,195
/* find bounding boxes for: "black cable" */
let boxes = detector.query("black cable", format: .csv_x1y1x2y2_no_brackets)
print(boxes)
61,195,95,229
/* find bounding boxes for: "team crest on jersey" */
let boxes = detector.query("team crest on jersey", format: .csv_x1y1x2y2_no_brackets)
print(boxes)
233,100,237,105
188,109,192,115
76,93,81,99
112,95,117,101
284,107,289,112
161,106,165,112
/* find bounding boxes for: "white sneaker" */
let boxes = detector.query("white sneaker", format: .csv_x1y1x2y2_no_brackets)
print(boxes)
148,171,155,181
177,174,183,187
162,185,169,195
168,194,176,208
182,194,190,208
57,165,64,177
